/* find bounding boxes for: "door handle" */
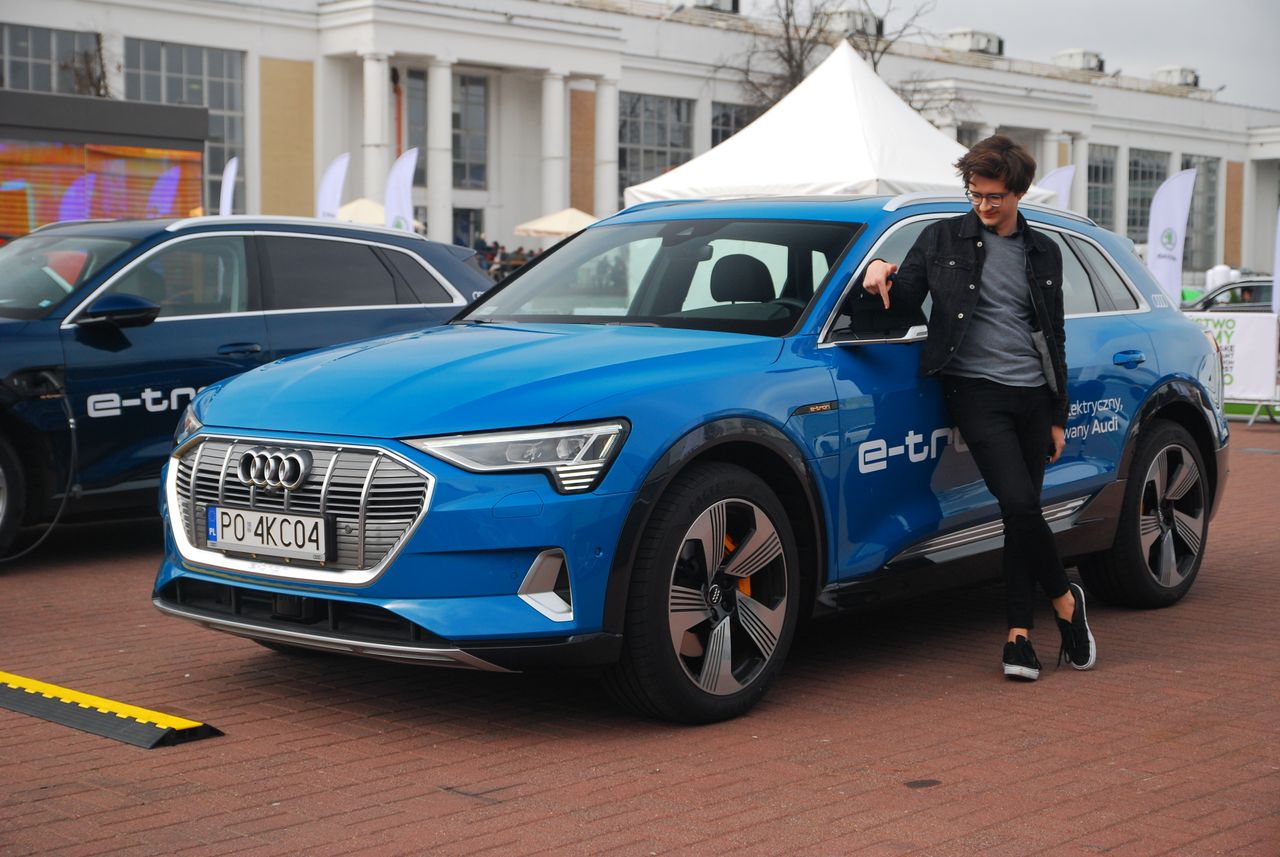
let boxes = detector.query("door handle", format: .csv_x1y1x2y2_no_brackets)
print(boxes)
218,342,263,356
1113,350,1146,367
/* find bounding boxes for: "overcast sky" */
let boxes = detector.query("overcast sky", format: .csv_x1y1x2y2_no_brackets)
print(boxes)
891,0,1280,112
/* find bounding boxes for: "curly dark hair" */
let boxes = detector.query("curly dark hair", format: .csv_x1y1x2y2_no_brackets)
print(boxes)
954,135,1037,195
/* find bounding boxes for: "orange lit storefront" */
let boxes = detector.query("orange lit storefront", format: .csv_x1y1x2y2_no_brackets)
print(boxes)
0,91,206,243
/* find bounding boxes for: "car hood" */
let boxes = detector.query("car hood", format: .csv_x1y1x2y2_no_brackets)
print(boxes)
202,322,785,437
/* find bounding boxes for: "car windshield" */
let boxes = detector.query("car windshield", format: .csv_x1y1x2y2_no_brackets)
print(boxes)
463,219,859,336
0,232,137,319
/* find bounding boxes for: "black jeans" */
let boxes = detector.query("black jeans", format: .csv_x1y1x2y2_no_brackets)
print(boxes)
942,375,1070,629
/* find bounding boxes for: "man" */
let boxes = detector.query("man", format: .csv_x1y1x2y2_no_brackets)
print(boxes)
862,135,1096,681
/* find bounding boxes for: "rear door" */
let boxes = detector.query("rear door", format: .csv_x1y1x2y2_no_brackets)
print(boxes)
61,233,269,496
257,233,464,359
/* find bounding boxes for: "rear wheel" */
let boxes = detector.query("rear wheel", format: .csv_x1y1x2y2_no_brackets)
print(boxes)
0,436,26,559
1078,420,1209,607
605,462,800,723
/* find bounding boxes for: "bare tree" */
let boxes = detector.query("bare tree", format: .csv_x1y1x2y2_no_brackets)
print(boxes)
737,0,842,109
840,0,934,75
736,0,938,110
894,70,972,128
59,34,112,97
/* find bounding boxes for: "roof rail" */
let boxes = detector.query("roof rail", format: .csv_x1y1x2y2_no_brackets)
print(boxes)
616,199,703,215
163,214,432,240
30,218,116,233
883,191,1097,226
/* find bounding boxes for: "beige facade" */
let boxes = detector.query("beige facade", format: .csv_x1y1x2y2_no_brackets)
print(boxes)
259,58,315,217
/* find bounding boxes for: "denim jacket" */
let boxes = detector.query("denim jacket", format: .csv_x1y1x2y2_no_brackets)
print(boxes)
878,208,1069,426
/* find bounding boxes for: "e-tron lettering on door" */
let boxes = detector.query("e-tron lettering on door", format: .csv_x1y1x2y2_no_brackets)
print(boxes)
87,387,199,418
857,427,968,474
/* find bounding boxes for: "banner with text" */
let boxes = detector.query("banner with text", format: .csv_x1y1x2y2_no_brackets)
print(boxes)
1186,311,1279,401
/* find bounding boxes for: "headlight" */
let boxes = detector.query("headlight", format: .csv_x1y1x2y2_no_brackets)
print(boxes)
172,404,203,448
405,420,629,493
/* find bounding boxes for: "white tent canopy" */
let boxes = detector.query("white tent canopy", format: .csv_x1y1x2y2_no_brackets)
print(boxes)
514,207,598,237
625,42,1051,206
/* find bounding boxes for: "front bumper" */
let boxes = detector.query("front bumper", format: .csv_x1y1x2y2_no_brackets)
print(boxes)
152,583,622,671
155,430,637,668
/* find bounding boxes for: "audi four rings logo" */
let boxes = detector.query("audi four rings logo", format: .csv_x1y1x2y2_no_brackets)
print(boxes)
237,447,313,491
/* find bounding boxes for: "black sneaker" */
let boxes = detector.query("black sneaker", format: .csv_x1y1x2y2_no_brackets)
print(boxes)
1056,582,1097,670
1002,635,1041,681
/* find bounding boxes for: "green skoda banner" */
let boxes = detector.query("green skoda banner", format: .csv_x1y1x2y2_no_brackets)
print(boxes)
1186,311,1278,402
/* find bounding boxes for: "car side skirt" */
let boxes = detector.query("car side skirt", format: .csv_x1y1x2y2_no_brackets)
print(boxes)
814,482,1125,615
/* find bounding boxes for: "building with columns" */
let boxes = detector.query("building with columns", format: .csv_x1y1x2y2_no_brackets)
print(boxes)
3,0,1279,279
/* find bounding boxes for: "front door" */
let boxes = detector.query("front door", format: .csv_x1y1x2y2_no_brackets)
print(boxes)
61,234,269,499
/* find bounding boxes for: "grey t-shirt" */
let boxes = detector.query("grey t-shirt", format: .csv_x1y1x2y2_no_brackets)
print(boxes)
945,227,1046,387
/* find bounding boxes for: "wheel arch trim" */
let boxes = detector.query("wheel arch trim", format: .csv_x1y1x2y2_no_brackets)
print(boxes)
602,417,827,635
1118,376,1226,518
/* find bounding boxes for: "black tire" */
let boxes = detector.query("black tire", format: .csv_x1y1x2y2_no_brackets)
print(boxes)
1078,420,1209,608
0,435,26,559
604,462,800,723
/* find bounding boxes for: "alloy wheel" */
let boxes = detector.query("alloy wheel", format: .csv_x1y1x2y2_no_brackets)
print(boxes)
1138,442,1206,590
668,498,789,695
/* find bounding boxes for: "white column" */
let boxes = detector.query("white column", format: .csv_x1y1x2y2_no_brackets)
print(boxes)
1070,133,1089,215
936,120,959,141
541,70,568,216
104,33,126,101
694,94,713,154
361,52,392,201
594,76,619,217
426,57,453,244
1041,129,1067,176
1115,143,1130,240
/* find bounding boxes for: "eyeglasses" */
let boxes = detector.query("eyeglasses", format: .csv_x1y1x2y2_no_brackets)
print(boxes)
966,190,1008,208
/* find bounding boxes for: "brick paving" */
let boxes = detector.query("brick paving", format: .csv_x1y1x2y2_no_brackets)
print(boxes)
2,424,1278,856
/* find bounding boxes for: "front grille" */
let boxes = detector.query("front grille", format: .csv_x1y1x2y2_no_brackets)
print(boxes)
174,437,430,572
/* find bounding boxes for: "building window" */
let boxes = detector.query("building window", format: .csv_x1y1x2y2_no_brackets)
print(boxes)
1127,148,1168,244
1181,154,1218,272
407,69,427,187
1086,144,1117,231
1,24,106,95
453,74,487,190
711,102,758,147
956,125,981,149
618,92,693,204
124,38,246,214
453,208,484,248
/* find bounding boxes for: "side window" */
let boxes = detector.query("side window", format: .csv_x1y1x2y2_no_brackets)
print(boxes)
811,250,831,292
1074,239,1138,311
682,239,787,312
1041,230,1097,315
108,236,248,318
837,218,934,336
382,249,453,304
262,237,398,310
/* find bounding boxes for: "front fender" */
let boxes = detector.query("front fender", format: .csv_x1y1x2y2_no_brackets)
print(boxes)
601,417,825,634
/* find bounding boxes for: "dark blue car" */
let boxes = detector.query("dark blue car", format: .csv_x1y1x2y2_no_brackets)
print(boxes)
0,216,491,556
153,195,1228,722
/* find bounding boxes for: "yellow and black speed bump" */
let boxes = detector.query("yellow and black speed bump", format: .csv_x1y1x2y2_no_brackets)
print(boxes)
0,671,221,749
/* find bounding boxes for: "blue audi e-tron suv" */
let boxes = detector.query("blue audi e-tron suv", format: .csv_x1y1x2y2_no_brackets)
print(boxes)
154,194,1228,722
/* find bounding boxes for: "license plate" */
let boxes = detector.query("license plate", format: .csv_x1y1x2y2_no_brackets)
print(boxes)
206,506,329,562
